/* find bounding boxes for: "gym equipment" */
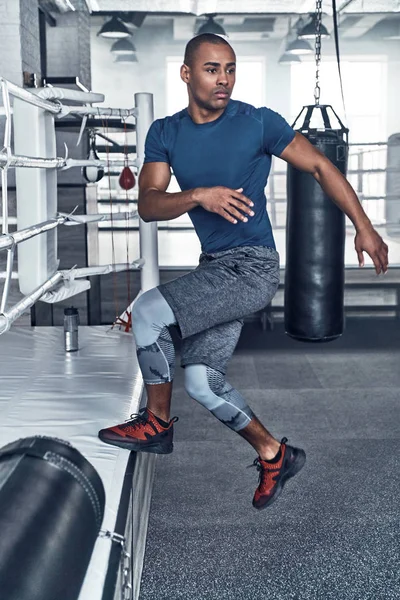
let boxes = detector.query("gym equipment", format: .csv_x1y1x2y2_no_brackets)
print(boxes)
284,0,349,342
285,105,348,342
119,165,135,190
83,130,104,183
0,79,156,333
0,436,105,600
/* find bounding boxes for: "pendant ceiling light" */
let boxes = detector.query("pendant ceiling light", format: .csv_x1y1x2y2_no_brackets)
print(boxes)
196,14,227,36
111,38,136,55
298,14,330,39
286,37,314,55
279,53,301,64
98,16,130,39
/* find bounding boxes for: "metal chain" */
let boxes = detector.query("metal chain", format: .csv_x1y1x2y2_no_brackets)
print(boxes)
99,529,132,600
314,0,323,105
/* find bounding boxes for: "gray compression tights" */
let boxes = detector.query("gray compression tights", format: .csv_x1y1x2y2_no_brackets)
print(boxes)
131,287,254,432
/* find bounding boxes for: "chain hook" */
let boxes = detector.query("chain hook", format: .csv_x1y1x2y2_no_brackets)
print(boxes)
314,0,323,106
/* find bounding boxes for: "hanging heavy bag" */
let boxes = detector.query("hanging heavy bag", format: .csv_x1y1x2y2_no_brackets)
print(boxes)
0,436,105,600
285,105,349,342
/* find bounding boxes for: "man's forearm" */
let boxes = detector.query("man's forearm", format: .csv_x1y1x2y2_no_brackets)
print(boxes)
138,188,199,222
314,159,372,232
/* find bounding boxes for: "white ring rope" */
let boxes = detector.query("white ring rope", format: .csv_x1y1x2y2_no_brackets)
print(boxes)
0,77,138,119
2,79,12,150
0,210,140,252
1,79,12,236
0,271,64,334
1,167,8,234
0,77,61,113
1,245,15,314
0,217,67,252
61,210,139,225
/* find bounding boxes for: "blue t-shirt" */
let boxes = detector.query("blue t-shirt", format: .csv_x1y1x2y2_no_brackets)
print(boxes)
144,99,295,253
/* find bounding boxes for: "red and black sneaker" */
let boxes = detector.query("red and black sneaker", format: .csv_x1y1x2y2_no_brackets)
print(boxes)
98,408,178,454
251,437,306,510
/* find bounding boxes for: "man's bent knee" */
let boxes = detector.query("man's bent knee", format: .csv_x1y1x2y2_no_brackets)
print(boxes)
131,287,176,347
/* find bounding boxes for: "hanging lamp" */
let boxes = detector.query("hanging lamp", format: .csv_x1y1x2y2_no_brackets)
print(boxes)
298,14,330,39
111,38,136,55
279,53,301,64
286,38,314,55
98,16,130,39
196,14,227,36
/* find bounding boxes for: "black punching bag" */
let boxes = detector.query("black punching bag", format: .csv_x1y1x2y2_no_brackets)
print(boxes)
285,105,349,342
0,436,105,600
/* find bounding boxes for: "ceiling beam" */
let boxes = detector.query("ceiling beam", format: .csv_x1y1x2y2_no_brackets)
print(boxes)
221,16,246,26
341,14,387,37
337,0,357,12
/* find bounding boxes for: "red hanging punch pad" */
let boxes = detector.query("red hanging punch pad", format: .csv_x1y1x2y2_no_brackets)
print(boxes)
119,166,135,190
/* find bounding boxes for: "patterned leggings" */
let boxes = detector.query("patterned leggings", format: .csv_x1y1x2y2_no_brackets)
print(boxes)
131,287,254,432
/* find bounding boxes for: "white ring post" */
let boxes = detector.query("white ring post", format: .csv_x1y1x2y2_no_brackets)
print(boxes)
134,93,159,292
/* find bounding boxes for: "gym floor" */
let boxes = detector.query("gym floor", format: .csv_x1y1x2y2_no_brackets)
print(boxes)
140,318,400,600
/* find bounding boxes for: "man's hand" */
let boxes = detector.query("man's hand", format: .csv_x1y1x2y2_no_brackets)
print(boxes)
355,225,389,274
194,186,255,224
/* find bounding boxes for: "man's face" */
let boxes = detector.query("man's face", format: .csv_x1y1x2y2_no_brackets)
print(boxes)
181,42,236,111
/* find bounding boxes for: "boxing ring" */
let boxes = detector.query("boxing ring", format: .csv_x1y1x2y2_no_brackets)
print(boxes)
0,78,158,599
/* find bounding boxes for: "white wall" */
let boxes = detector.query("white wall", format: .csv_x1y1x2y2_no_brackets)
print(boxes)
90,19,400,137
90,23,293,120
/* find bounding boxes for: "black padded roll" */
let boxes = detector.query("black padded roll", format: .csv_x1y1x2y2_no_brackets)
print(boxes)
285,105,348,342
0,436,105,600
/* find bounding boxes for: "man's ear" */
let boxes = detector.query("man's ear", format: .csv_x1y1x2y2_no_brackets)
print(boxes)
180,64,190,83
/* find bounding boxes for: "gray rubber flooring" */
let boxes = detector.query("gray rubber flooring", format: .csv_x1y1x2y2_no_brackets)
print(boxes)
139,319,400,600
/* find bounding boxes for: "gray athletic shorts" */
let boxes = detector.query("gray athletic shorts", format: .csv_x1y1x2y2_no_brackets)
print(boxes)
157,245,280,375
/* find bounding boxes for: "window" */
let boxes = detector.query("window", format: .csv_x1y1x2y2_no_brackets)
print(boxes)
290,57,387,143
281,57,391,266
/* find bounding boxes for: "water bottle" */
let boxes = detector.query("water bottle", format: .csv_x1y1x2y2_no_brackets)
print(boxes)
64,307,79,352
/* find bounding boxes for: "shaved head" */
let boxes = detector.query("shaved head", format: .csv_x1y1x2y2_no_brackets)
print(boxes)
184,33,234,67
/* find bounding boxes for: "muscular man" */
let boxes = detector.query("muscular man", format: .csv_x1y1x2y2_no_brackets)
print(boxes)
99,33,389,510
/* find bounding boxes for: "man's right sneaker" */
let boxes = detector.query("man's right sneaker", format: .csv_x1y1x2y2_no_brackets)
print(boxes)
98,408,178,454
251,437,306,510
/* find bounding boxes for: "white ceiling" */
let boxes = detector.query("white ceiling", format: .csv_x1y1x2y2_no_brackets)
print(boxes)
85,0,400,42
84,0,400,15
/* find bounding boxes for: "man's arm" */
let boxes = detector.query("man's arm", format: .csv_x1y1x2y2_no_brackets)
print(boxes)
279,132,389,274
138,162,254,224
138,162,198,222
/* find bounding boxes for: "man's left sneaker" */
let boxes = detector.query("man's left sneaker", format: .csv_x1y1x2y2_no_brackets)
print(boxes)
98,408,178,454
251,437,306,510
